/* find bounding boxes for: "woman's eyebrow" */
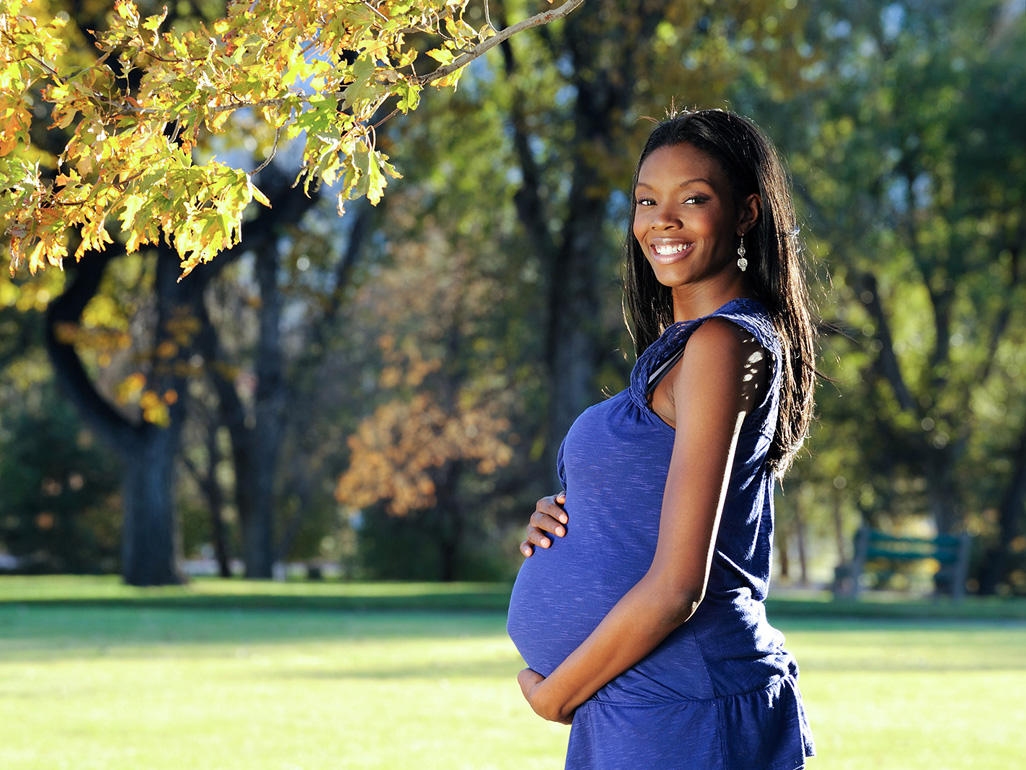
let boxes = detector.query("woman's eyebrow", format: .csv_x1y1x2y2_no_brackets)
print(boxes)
635,177,714,189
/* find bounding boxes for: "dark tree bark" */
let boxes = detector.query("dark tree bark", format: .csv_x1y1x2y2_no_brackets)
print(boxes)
240,242,287,577
832,488,848,564
194,285,273,576
500,2,664,485
435,463,462,583
275,199,378,563
189,163,323,577
119,419,185,586
46,243,202,585
182,411,232,578
978,417,1026,594
793,495,809,586
777,521,791,581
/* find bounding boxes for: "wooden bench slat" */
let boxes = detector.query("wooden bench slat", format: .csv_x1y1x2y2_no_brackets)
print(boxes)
865,549,959,562
866,532,962,547
833,527,972,600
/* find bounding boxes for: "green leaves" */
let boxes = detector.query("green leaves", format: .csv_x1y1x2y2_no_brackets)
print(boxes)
2,0,561,278
395,81,421,112
359,149,387,207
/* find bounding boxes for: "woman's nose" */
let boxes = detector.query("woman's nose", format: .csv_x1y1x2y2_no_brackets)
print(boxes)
651,203,682,229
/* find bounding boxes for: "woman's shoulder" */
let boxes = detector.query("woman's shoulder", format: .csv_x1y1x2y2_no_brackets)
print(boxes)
632,296,778,404
646,297,777,367
712,297,781,355
678,316,752,364
679,317,772,409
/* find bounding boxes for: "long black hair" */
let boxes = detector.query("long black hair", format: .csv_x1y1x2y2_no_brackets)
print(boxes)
623,108,816,477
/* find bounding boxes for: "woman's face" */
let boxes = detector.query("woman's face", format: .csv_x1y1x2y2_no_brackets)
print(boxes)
632,142,755,293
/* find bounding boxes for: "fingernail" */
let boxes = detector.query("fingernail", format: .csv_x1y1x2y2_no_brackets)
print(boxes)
541,538,550,548
556,527,565,536
560,514,568,524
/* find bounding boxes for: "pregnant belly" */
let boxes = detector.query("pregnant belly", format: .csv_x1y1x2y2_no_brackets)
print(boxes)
506,534,639,677
506,547,719,701
509,555,760,702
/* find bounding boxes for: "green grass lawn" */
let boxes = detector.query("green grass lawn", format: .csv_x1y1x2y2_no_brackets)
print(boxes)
1,577,1023,769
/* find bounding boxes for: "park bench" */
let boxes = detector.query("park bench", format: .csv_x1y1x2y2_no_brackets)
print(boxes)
833,527,972,600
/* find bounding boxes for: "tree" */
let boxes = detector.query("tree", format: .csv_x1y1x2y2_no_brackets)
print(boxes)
0,382,122,573
334,193,518,580
326,0,826,575
494,0,817,480
1,0,583,584
1,0,584,276
757,0,1026,591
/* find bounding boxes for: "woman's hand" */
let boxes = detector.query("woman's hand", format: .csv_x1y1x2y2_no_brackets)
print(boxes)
517,668,573,724
519,492,568,557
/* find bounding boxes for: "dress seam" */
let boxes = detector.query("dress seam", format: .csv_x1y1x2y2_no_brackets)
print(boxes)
587,671,791,707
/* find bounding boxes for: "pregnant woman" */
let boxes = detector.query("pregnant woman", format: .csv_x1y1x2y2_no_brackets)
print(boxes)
506,108,817,769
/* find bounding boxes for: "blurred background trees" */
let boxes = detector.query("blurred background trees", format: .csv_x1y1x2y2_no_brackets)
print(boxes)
2,0,1024,594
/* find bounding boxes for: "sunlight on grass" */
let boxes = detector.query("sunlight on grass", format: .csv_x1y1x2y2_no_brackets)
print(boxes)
0,607,566,770
787,620,1026,769
0,578,1023,769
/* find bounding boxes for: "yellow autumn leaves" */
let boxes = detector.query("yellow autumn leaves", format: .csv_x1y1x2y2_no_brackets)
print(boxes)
1,0,492,277
336,394,514,516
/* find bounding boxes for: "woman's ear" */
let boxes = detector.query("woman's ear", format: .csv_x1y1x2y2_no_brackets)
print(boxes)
737,193,761,235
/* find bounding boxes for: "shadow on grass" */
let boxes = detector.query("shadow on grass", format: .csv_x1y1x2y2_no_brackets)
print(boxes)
272,659,521,680
275,659,1026,680
0,576,524,615
4,577,1026,619
0,605,511,662
763,596,1026,622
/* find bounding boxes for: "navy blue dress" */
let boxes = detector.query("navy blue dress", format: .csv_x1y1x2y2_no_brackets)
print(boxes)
507,297,815,769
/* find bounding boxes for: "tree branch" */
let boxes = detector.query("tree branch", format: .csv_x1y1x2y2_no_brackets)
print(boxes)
856,270,916,412
71,1,585,123
413,0,586,86
976,237,1023,384
497,19,558,264
44,244,140,453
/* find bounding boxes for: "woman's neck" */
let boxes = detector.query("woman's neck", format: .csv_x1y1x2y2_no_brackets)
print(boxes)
671,277,753,323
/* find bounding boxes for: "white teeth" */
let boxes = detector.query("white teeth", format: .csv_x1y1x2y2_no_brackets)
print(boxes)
653,242,687,256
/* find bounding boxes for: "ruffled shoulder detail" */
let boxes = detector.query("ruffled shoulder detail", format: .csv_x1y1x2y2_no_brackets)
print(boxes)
628,297,781,412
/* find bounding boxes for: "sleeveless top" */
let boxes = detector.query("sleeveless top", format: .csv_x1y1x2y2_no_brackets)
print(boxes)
507,297,815,769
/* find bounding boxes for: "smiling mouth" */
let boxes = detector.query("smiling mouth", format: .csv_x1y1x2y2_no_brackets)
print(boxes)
649,241,693,263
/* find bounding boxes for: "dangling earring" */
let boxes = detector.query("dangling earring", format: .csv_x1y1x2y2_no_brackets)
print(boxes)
736,235,748,272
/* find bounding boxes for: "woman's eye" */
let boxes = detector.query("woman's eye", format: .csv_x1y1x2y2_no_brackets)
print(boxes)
684,195,708,205
635,197,654,206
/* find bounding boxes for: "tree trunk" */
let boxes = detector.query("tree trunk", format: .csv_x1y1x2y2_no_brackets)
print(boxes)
794,493,809,586
242,244,287,578
204,421,232,578
500,4,664,487
211,502,233,578
832,488,848,564
46,243,197,586
190,164,321,577
979,417,1026,594
195,294,262,576
183,422,233,578
777,519,791,581
195,243,286,579
542,19,633,483
434,463,463,582
121,423,185,585
925,445,963,534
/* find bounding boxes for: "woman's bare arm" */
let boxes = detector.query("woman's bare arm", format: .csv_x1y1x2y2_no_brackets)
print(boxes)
519,318,765,722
